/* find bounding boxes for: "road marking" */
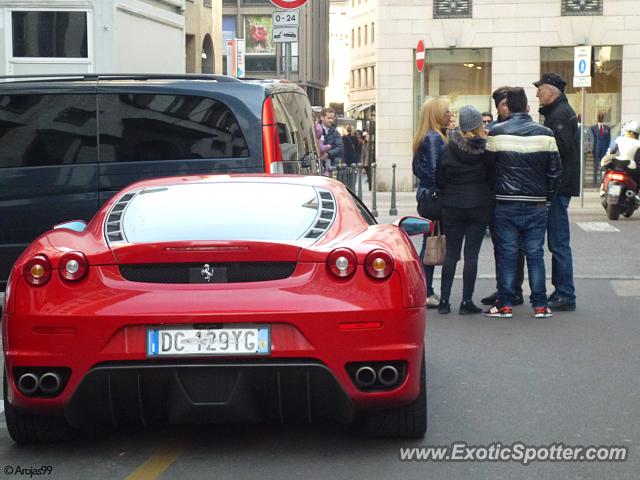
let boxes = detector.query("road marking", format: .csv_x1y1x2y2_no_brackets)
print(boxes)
125,439,190,480
611,280,640,297
576,222,620,232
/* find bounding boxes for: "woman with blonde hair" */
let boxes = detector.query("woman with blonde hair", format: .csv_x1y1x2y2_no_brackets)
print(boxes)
412,97,452,308
434,105,493,314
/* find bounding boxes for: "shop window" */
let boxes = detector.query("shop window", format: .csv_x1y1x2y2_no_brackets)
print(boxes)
540,46,622,133
414,48,491,128
561,0,602,15
434,0,472,19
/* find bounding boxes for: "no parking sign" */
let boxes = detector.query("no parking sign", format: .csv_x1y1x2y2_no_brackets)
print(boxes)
269,0,308,8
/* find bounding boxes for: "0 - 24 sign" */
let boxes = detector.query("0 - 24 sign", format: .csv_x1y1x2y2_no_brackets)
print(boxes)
273,10,299,27
269,0,308,9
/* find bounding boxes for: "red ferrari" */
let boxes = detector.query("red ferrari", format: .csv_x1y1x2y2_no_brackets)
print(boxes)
2,175,429,443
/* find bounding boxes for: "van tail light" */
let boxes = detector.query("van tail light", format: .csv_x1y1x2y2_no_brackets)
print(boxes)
364,250,395,280
327,248,357,278
58,251,89,282
23,255,52,286
262,96,283,174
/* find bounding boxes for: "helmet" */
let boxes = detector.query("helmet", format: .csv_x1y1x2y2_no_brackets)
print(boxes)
624,120,640,135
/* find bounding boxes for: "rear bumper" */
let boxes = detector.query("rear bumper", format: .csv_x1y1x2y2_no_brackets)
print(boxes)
64,360,354,428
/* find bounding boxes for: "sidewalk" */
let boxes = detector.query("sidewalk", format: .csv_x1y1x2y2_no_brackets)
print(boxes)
358,188,603,224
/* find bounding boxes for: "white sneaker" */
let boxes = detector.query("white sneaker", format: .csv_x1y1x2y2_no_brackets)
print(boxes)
427,294,441,308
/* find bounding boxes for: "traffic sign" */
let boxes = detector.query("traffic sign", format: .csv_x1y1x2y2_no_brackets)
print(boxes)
273,26,298,43
269,0,308,9
273,10,299,27
574,46,592,78
573,76,592,88
416,40,425,73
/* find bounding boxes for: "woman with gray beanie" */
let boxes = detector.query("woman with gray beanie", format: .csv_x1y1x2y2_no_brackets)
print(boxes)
435,105,494,314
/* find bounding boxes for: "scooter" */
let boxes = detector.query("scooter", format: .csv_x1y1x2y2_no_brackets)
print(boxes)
600,158,640,220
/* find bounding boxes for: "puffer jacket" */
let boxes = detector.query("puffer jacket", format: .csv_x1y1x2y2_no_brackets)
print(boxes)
486,112,562,203
435,129,493,209
539,94,580,196
412,129,446,199
319,122,344,164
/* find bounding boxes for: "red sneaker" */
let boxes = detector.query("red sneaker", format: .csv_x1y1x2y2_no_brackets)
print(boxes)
534,306,553,318
484,305,513,318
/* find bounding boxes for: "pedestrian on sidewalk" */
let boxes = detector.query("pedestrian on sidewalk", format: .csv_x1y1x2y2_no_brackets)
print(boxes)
412,97,452,308
435,106,493,315
481,86,526,308
484,87,562,319
535,73,579,311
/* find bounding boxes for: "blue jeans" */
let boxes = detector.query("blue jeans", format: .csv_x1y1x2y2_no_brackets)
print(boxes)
494,202,548,308
419,234,435,296
547,195,576,301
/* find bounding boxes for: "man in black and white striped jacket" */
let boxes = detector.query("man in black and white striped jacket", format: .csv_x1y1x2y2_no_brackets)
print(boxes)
484,87,562,319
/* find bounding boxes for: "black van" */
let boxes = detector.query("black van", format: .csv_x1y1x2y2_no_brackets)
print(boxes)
0,74,321,288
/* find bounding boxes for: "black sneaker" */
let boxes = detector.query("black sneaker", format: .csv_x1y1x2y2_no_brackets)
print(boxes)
459,300,481,315
481,291,498,305
438,301,451,315
513,294,524,306
547,296,576,311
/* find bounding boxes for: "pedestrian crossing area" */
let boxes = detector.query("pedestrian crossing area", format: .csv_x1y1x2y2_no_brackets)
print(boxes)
576,221,621,232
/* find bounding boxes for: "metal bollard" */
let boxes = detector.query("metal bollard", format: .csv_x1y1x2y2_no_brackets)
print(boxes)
389,163,398,216
371,162,378,217
356,163,363,199
337,161,345,185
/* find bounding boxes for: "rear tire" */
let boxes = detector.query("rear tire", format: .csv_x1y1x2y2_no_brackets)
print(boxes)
359,354,427,438
607,203,620,220
3,371,75,444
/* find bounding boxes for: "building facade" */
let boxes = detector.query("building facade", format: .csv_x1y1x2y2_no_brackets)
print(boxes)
326,0,350,114
375,0,640,191
347,0,375,133
222,0,329,106
185,0,222,74
0,0,186,75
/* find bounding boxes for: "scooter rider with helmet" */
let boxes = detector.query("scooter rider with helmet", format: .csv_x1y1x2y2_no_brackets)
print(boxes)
600,120,640,186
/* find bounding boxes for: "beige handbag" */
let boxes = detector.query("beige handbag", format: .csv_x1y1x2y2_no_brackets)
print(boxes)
423,221,446,266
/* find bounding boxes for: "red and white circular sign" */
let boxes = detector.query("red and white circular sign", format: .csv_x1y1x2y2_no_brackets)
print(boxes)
269,0,309,9
416,40,425,73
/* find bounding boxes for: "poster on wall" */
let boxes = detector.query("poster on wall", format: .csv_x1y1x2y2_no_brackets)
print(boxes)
244,16,275,55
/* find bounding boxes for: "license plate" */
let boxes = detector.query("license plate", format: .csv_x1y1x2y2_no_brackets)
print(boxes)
608,184,622,196
147,327,270,356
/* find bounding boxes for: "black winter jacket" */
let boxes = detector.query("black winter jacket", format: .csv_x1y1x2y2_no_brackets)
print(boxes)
435,129,493,209
486,113,563,203
539,94,580,196
319,122,344,163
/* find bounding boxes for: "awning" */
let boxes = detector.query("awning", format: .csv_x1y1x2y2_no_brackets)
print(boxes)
356,103,374,112
344,104,360,113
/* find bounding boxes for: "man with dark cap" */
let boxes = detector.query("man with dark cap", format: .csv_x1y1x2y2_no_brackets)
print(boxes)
535,72,579,311
481,86,525,308
486,86,511,130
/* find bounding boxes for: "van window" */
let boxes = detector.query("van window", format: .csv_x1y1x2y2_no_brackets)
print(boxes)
0,94,96,168
272,92,319,171
98,94,249,162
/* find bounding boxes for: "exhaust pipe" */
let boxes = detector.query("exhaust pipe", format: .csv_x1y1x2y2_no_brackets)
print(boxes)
354,366,377,387
17,373,39,396
625,189,635,198
378,365,399,386
38,372,62,395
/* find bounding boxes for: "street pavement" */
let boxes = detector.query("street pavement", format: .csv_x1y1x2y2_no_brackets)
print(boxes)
1,192,639,479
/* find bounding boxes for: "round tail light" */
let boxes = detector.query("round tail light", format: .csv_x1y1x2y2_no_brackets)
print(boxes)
327,248,357,278
23,255,52,286
364,250,395,280
59,251,88,281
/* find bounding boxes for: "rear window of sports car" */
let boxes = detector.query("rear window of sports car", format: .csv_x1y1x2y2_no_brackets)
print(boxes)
119,182,330,243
